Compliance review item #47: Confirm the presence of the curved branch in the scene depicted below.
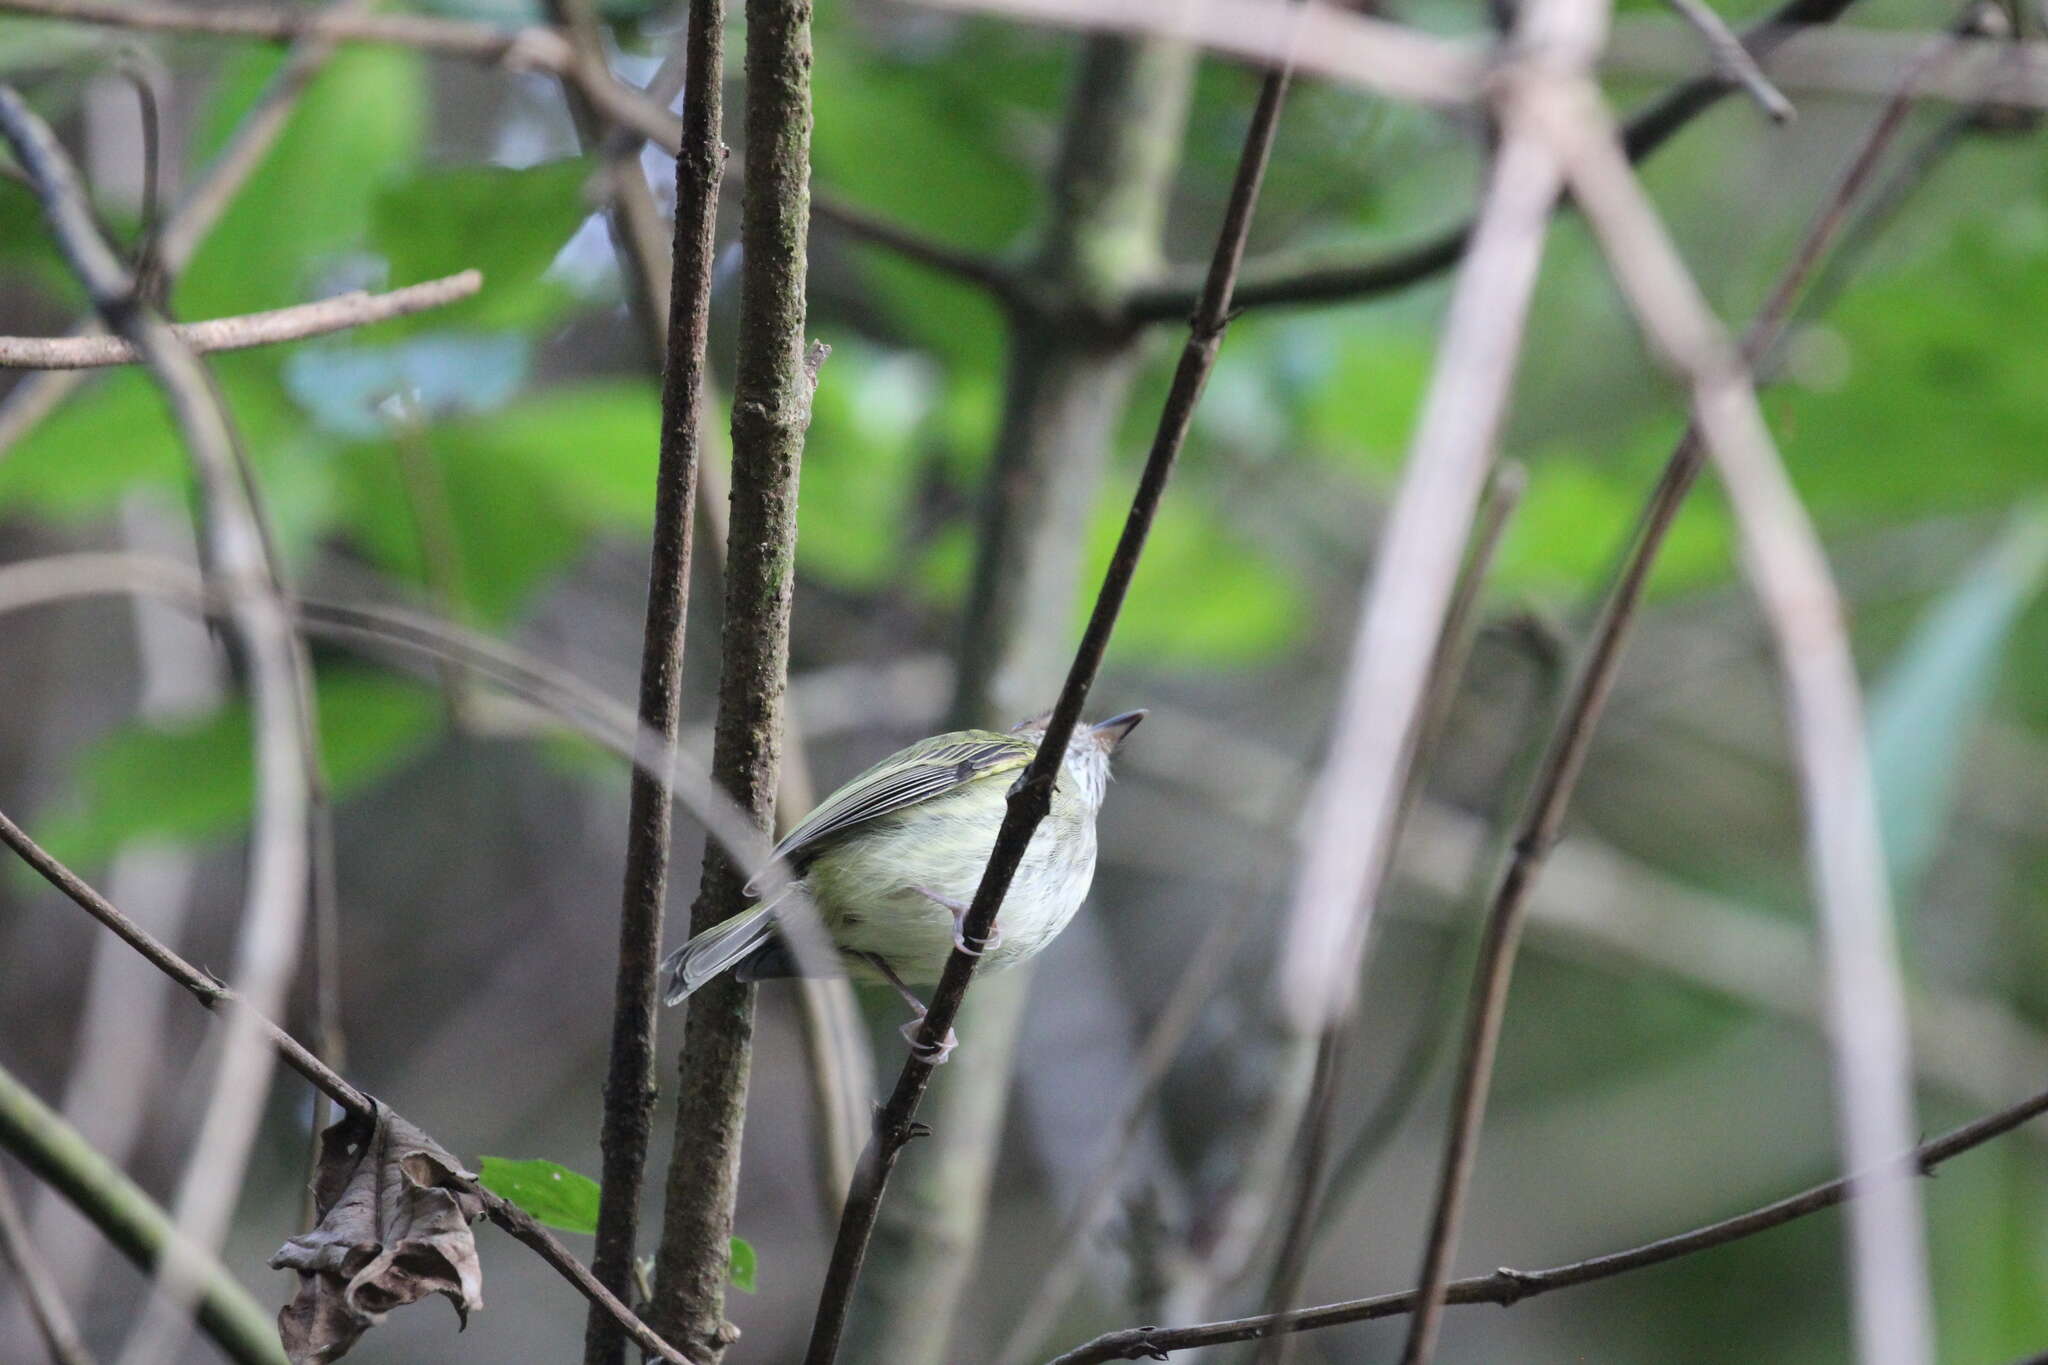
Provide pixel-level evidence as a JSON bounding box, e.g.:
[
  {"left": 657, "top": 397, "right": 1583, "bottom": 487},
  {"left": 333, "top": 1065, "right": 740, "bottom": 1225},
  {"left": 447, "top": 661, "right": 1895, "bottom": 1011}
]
[
  {"left": 1043, "top": 1081, "right": 2048, "bottom": 1364},
  {"left": 0, "top": 271, "right": 482, "bottom": 369}
]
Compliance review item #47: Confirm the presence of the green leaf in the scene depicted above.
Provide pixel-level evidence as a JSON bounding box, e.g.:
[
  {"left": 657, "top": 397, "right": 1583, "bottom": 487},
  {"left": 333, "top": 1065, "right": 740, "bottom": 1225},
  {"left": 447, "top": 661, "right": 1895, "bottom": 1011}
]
[
  {"left": 335, "top": 382, "right": 660, "bottom": 624},
  {"left": 181, "top": 46, "right": 427, "bottom": 318},
  {"left": 370, "top": 160, "right": 594, "bottom": 333},
  {"left": 37, "top": 671, "right": 438, "bottom": 869},
  {"left": 0, "top": 352, "right": 296, "bottom": 521},
  {"left": 727, "top": 1236, "right": 758, "bottom": 1294},
  {"left": 1870, "top": 504, "right": 2048, "bottom": 905},
  {"left": 476, "top": 1157, "right": 600, "bottom": 1235},
  {"left": 800, "top": 341, "right": 938, "bottom": 589}
]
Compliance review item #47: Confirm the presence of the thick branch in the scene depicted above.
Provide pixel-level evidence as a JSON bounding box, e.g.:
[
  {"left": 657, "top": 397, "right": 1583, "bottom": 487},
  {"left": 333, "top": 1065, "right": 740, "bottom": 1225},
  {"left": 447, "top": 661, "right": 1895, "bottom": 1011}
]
[
  {"left": 0, "top": 271, "right": 481, "bottom": 369},
  {"left": 1043, "top": 1082, "right": 2048, "bottom": 1364},
  {"left": 0, "top": 1061, "right": 283, "bottom": 1365},
  {"left": 802, "top": 34, "right": 1298, "bottom": 1365},
  {"left": 646, "top": 0, "right": 814, "bottom": 1358},
  {"left": 581, "top": 0, "right": 725, "bottom": 1358}
]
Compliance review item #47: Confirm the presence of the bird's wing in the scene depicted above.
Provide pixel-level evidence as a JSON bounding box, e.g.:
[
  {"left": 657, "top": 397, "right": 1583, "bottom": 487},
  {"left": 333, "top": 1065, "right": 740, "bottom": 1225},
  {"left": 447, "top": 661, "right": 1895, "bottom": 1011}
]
[{"left": 751, "top": 731, "right": 1032, "bottom": 885}]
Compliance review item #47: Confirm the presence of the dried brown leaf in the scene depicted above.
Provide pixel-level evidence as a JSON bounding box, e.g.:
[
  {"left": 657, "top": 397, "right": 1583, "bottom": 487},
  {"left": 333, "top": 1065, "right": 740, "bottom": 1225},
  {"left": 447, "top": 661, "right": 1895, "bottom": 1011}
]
[{"left": 269, "top": 1102, "right": 484, "bottom": 1363}]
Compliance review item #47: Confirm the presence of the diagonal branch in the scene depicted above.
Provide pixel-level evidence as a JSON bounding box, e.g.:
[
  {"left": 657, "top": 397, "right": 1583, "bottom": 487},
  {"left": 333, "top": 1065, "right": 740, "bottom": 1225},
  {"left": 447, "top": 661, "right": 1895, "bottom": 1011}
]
[
  {"left": 0, "top": 805, "right": 699, "bottom": 1365},
  {"left": 801, "top": 28, "right": 1301, "bottom": 1365},
  {"left": 0, "top": 1168, "right": 97, "bottom": 1365},
  {"left": 1041, "top": 1080, "right": 2048, "bottom": 1364},
  {"left": 0, "top": 271, "right": 482, "bottom": 369},
  {"left": 0, "top": 1063, "right": 281, "bottom": 1365},
  {"left": 1529, "top": 71, "right": 1932, "bottom": 1365}
]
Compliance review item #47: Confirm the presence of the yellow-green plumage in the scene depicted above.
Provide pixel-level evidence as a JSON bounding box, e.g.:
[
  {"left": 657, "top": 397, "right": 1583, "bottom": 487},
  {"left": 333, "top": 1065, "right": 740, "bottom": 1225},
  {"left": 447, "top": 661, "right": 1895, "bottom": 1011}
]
[{"left": 661, "top": 713, "right": 1142, "bottom": 1005}]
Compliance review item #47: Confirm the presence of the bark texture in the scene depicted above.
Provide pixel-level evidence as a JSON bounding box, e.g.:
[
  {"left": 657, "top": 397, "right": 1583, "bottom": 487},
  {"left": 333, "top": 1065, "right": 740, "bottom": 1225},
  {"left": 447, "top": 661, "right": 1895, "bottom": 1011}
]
[
  {"left": 581, "top": 0, "right": 725, "bottom": 1359},
  {"left": 646, "top": 0, "right": 813, "bottom": 1358}
]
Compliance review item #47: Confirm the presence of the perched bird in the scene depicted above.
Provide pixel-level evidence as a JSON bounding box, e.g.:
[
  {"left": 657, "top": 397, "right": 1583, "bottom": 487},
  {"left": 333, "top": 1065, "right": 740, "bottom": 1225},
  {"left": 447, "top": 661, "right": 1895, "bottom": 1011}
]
[{"left": 661, "top": 710, "right": 1145, "bottom": 1059}]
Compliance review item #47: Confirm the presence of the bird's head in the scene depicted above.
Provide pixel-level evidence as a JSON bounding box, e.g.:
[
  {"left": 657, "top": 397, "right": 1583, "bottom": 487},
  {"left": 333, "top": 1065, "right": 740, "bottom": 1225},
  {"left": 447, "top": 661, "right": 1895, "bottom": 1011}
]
[{"left": 1009, "top": 708, "right": 1146, "bottom": 810}]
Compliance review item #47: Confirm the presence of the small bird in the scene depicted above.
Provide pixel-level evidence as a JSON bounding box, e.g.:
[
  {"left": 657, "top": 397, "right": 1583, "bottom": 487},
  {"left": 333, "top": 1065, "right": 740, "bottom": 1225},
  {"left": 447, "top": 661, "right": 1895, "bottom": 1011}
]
[{"left": 661, "top": 710, "right": 1145, "bottom": 1060}]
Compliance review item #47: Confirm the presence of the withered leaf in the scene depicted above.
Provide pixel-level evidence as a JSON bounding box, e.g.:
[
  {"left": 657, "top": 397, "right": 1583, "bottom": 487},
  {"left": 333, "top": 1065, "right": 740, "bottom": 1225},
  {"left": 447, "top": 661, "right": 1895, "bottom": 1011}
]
[{"left": 269, "top": 1101, "right": 484, "bottom": 1363}]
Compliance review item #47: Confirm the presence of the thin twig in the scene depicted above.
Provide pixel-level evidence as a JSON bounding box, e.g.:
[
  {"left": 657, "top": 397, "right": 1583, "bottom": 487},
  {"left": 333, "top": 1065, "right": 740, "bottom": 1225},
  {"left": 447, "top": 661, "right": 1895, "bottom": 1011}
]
[
  {"left": 0, "top": 0, "right": 369, "bottom": 455},
  {"left": 811, "top": 194, "right": 1027, "bottom": 308},
  {"left": 581, "top": 0, "right": 724, "bottom": 1355},
  {"left": 1660, "top": 0, "right": 1795, "bottom": 121},
  {"left": 916, "top": 0, "right": 1479, "bottom": 106},
  {"left": 1533, "top": 71, "right": 1933, "bottom": 1365},
  {"left": 0, "top": 1169, "right": 97, "bottom": 1365},
  {"left": 801, "top": 33, "right": 1301, "bottom": 1365},
  {"left": 0, "top": 807, "right": 700, "bottom": 1365},
  {"left": 1248, "top": 467, "right": 1525, "bottom": 1365},
  {"left": 1390, "top": 16, "right": 1965, "bottom": 1365},
  {"left": 0, "top": 271, "right": 482, "bottom": 368},
  {"left": 0, "top": 85, "right": 313, "bottom": 1365},
  {"left": 0, "top": 1064, "right": 283, "bottom": 1365},
  {"left": 1041, "top": 1080, "right": 2048, "bottom": 1364},
  {"left": 1119, "top": 0, "right": 1870, "bottom": 322}
]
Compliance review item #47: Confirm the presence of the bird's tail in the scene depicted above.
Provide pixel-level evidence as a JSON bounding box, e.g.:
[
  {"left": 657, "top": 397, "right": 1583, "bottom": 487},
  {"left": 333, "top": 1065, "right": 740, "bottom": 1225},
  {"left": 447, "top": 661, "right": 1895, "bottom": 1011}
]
[{"left": 661, "top": 895, "right": 783, "bottom": 1005}]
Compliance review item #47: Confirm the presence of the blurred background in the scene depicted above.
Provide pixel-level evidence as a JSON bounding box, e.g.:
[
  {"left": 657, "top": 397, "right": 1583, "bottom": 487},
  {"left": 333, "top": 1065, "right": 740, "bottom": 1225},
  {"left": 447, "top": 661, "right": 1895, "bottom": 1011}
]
[{"left": 2, "top": 0, "right": 2047, "bottom": 1360}]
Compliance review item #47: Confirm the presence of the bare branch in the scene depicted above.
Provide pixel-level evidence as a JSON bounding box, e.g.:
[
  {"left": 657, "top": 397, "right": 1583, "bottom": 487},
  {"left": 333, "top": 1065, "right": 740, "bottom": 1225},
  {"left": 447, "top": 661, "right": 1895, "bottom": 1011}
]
[
  {"left": 0, "top": 1170, "right": 96, "bottom": 1365},
  {"left": 0, "top": 0, "right": 368, "bottom": 455},
  {"left": 0, "top": 805, "right": 700, "bottom": 1365},
  {"left": 0, "top": 84, "right": 314, "bottom": 1365},
  {"left": 1042, "top": 1081, "right": 2048, "bottom": 1364},
  {"left": 0, "top": 1063, "right": 282, "bottom": 1365},
  {"left": 0, "top": 271, "right": 482, "bottom": 369},
  {"left": 916, "top": 0, "right": 1482, "bottom": 107},
  {"left": 1531, "top": 71, "right": 1932, "bottom": 1364},
  {"left": 803, "top": 31, "right": 1300, "bottom": 1365},
  {"left": 1119, "top": 0, "right": 1869, "bottom": 323},
  {"left": 811, "top": 194, "right": 1027, "bottom": 308},
  {"left": 1659, "top": 0, "right": 1795, "bottom": 121},
  {"left": 580, "top": 0, "right": 724, "bottom": 1355}
]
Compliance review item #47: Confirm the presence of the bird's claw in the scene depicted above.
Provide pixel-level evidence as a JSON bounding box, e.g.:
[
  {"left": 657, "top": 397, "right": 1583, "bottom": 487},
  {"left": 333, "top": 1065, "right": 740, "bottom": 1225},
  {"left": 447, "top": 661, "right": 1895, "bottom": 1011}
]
[
  {"left": 912, "top": 885, "right": 1001, "bottom": 958},
  {"left": 900, "top": 1017, "right": 959, "bottom": 1064}
]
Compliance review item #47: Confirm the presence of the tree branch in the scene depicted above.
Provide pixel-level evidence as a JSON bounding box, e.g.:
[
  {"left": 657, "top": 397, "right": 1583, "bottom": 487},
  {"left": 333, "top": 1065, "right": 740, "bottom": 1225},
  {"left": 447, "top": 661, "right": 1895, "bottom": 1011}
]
[
  {"left": 0, "top": 84, "right": 314, "bottom": 1365},
  {"left": 580, "top": 0, "right": 724, "bottom": 1357},
  {"left": 1119, "top": 0, "right": 1868, "bottom": 322},
  {"left": 0, "top": 1062, "right": 283, "bottom": 1365},
  {"left": 0, "top": 1169, "right": 97, "bottom": 1365},
  {"left": 0, "top": 271, "right": 481, "bottom": 369},
  {"left": 0, "top": 805, "right": 699, "bottom": 1365},
  {"left": 646, "top": 0, "right": 815, "bottom": 1358},
  {"left": 0, "top": 0, "right": 366, "bottom": 455},
  {"left": 1042, "top": 1080, "right": 2048, "bottom": 1364},
  {"left": 801, "top": 29, "right": 1298, "bottom": 1365}
]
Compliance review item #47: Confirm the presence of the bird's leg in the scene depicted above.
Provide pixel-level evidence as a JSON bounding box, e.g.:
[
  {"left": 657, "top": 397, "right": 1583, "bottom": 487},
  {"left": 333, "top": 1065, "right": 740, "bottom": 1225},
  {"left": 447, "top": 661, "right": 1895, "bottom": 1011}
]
[
  {"left": 911, "top": 885, "right": 1002, "bottom": 957},
  {"left": 856, "top": 950, "right": 958, "bottom": 1064}
]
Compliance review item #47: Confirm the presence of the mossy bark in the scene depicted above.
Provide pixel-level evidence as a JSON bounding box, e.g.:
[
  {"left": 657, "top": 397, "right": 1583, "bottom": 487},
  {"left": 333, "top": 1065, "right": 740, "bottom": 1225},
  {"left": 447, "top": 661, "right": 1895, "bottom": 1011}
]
[{"left": 646, "top": 0, "right": 814, "bottom": 1359}]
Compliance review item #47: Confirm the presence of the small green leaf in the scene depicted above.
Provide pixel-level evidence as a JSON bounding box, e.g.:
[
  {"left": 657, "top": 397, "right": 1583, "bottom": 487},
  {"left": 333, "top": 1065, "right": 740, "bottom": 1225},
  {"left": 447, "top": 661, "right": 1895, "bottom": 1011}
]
[
  {"left": 727, "top": 1236, "right": 758, "bottom": 1294},
  {"left": 476, "top": 1157, "right": 601, "bottom": 1235},
  {"left": 1871, "top": 503, "right": 2048, "bottom": 905}
]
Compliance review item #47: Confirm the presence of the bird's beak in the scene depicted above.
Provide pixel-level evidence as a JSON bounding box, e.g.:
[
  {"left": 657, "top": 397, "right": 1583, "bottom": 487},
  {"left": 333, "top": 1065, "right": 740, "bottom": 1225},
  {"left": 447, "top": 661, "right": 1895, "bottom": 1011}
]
[{"left": 1091, "top": 709, "right": 1147, "bottom": 751}]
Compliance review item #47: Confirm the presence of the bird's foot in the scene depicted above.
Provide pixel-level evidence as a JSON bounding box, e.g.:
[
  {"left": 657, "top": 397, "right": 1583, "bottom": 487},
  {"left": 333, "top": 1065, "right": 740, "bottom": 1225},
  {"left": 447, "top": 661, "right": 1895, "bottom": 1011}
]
[
  {"left": 900, "top": 1015, "right": 959, "bottom": 1064},
  {"left": 912, "top": 885, "right": 1002, "bottom": 957}
]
